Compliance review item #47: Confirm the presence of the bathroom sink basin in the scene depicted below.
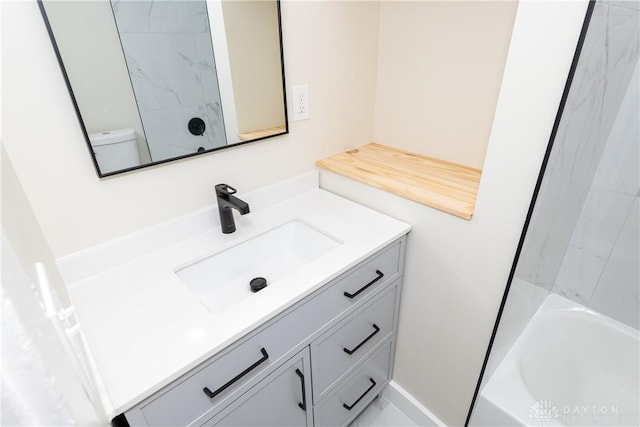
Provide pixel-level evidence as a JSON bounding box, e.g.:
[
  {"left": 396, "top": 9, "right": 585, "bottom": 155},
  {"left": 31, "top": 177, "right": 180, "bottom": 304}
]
[{"left": 175, "top": 220, "right": 342, "bottom": 313}]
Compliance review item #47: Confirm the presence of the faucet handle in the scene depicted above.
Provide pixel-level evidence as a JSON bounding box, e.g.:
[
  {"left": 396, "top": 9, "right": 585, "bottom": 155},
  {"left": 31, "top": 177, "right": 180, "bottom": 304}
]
[{"left": 215, "top": 183, "right": 237, "bottom": 197}]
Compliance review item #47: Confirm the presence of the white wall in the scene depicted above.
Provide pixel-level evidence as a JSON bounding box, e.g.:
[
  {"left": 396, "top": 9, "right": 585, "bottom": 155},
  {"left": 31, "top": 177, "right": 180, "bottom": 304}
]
[
  {"left": 320, "top": 1, "right": 589, "bottom": 424},
  {"left": 373, "top": 1, "right": 518, "bottom": 169},
  {"left": 2, "top": 0, "right": 380, "bottom": 258}
]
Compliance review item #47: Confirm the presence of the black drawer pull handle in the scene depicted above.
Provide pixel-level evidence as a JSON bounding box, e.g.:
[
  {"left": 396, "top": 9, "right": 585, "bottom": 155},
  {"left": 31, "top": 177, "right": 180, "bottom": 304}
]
[
  {"left": 343, "top": 378, "right": 377, "bottom": 411},
  {"left": 203, "top": 348, "right": 269, "bottom": 400},
  {"left": 343, "top": 324, "right": 381, "bottom": 355},
  {"left": 343, "top": 270, "right": 384, "bottom": 299},
  {"left": 295, "top": 368, "right": 307, "bottom": 411}
]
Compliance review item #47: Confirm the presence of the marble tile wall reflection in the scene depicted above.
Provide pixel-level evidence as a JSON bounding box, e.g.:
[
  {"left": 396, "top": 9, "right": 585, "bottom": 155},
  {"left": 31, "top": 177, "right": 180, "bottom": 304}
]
[
  {"left": 112, "top": 0, "right": 226, "bottom": 162},
  {"left": 110, "top": 0, "right": 210, "bottom": 33}
]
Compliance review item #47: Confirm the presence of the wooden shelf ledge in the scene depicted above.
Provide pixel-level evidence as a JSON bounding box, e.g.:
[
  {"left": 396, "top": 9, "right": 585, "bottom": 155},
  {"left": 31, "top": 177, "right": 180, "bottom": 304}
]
[
  {"left": 237, "top": 125, "right": 286, "bottom": 141},
  {"left": 315, "top": 143, "right": 481, "bottom": 220}
]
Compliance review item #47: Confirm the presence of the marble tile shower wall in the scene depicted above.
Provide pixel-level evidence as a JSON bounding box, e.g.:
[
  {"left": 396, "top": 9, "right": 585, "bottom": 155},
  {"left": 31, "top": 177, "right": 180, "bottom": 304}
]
[
  {"left": 515, "top": 1, "right": 639, "bottom": 320},
  {"left": 555, "top": 58, "right": 639, "bottom": 329},
  {"left": 111, "top": 0, "right": 227, "bottom": 162}
]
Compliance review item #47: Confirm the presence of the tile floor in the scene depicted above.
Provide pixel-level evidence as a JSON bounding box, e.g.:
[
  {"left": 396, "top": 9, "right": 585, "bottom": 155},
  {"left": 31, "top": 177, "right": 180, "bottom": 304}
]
[{"left": 350, "top": 396, "right": 417, "bottom": 427}]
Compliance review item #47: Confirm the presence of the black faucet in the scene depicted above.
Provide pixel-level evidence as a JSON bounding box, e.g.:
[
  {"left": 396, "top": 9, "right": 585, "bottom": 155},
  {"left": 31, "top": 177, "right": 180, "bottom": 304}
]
[{"left": 215, "top": 184, "right": 250, "bottom": 234}]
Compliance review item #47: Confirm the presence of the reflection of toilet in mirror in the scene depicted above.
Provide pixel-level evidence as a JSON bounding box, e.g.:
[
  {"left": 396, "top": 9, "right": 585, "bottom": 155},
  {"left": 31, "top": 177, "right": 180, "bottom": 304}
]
[{"left": 88, "top": 128, "right": 141, "bottom": 174}]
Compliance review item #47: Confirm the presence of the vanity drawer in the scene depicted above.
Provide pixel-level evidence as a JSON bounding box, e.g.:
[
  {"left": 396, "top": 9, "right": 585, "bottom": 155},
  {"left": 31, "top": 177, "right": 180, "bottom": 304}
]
[
  {"left": 132, "top": 345, "right": 276, "bottom": 426},
  {"left": 311, "top": 284, "right": 398, "bottom": 402},
  {"left": 314, "top": 341, "right": 393, "bottom": 427},
  {"left": 319, "top": 238, "right": 403, "bottom": 317}
]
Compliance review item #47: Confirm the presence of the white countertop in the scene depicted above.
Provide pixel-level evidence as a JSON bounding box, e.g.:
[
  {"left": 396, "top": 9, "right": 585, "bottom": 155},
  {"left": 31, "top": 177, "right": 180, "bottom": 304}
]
[{"left": 58, "top": 171, "right": 411, "bottom": 417}]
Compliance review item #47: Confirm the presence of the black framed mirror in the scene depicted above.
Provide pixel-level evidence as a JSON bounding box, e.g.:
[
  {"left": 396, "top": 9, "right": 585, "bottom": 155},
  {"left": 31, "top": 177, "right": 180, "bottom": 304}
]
[{"left": 38, "top": 0, "right": 288, "bottom": 177}]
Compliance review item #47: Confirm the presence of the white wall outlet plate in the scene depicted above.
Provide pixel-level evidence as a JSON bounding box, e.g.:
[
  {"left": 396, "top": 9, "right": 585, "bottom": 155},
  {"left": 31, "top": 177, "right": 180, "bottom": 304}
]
[{"left": 292, "top": 85, "right": 310, "bottom": 121}]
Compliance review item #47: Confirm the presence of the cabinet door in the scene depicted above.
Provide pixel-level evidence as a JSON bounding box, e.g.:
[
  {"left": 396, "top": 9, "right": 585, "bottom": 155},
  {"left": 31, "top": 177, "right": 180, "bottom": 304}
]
[{"left": 203, "top": 348, "right": 312, "bottom": 426}]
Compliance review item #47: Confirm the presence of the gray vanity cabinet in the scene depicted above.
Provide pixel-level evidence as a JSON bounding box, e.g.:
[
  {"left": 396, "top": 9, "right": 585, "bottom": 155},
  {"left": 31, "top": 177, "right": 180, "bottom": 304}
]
[{"left": 124, "top": 236, "right": 406, "bottom": 427}]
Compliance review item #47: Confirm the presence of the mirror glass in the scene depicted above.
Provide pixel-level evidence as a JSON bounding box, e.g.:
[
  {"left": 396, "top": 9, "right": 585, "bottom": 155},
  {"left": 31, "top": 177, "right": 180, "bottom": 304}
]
[{"left": 39, "top": 0, "right": 287, "bottom": 177}]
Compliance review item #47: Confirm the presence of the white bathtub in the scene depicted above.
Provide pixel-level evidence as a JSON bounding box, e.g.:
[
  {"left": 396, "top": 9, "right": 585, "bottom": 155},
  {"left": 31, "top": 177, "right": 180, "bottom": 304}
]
[{"left": 471, "top": 294, "right": 639, "bottom": 426}]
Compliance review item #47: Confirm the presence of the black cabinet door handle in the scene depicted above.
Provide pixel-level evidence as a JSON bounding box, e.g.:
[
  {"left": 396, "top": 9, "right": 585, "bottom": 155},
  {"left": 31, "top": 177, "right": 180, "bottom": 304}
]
[
  {"left": 343, "top": 270, "right": 384, "bottom": 299},
  {"left": 343, "top": 324, "right": 381, "bottom": 355},
  {"left": 295, "top": 368, "right": 307, "bottom": 411},
  {"left": 203, "top": 348, "right": 269, "bottom": 400},
  {"left": 342, "top": 378, "right": 377, "bottom": 411}
]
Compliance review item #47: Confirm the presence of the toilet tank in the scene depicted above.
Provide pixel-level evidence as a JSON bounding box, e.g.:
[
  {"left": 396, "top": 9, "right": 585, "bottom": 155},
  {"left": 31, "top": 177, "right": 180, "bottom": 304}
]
[{"left": 88, "top": 128, "right": 141, "bottom": 174}]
